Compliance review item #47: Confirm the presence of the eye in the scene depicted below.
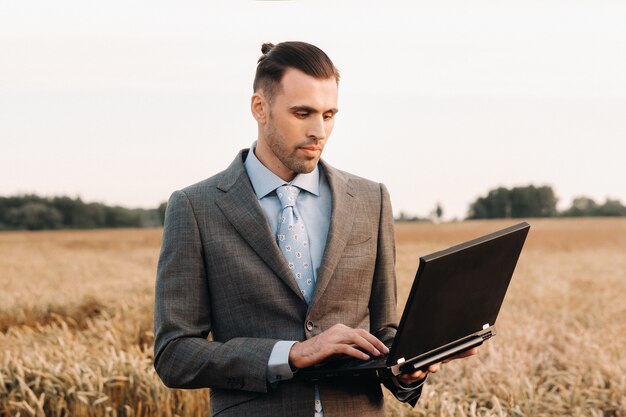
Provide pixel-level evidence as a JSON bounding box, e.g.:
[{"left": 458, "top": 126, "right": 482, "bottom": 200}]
[
  {"left": 323, "top": 113, "right": 335, "bottom": 121},
  {"left": 295, "top": 111, "right": 309, "bottom": 119}
]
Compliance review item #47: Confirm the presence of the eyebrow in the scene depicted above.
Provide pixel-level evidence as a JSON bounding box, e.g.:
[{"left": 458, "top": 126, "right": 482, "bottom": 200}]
[{"left": 289, "top": 105, "right": 339, "bottom": 115}]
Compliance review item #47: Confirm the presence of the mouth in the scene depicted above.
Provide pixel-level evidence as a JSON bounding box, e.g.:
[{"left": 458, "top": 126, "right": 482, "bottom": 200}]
[{"left": 298, "top": 145, "right": 322, "bottom": 158}]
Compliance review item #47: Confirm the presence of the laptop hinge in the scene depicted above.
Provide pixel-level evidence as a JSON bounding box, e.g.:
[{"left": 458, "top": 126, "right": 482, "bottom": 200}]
[{"left": 481, "top": 325, "right": 496, "bottom": 341}]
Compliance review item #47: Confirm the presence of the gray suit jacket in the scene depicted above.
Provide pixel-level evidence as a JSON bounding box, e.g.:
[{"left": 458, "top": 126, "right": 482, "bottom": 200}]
[{"left": 154, "top": 150, "right": 422, "bottom": 417}]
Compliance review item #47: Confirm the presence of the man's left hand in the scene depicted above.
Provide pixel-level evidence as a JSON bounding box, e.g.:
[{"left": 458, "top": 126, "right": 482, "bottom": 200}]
[{"left": 397, "top": 347, "right": 479, "bottom": 385}]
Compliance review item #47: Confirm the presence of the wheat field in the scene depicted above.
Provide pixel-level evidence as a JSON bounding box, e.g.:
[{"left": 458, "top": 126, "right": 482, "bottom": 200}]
[{"left": 0, "top": 218, "right": 624, "bottom": 416}]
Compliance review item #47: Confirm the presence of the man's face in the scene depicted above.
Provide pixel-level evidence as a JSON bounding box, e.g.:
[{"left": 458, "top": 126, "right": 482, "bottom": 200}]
[{"left": 256, "top": 67, "right": 339, "bottom": 181}]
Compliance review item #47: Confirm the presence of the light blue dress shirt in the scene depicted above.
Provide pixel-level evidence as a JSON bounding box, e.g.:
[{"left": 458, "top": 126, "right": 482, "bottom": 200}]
[{"left": 244, "top": 144, "right": 331, "bottom": 282}]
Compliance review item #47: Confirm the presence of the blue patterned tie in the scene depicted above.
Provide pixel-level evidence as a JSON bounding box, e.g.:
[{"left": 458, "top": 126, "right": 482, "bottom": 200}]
[
  {"left": 276, "top": 185, "right": 315, "bottom": 304},
  {"left": 276, "top": 185, "right": 324, "bottom": 417},
  {"left": 277, "top": 185, "right": 323, "bottom": 417}
]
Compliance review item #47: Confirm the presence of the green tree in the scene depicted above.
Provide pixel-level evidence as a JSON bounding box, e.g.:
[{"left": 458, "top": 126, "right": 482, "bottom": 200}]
[
  {"left": 561, "top": 196, "right": 626, "bottom": 217},
  {"left": 467, "top": 187, "right": 512, "bottom": 219},
  {"left": 561, "top": 197, "right": 599, "bottom": 216},
  {"left": 597, "top": 199, "right": 626, "bottom": 216},
  {"left": 6, "top": 203, "right": 63, "bottom": 230},
  {"left": 51, "top": 196, "right": 100, "bottom": 228},
  {"left": 103, "top": 206, "right": 142, "bottom": 228},
  {"left": 0, "top": 194, "right": 210, "bottom": 230},
  {"left": 468, "top": 185, "right": 557, "bottom": 219},
  {"left": 435, "top": 203, "right": 443, "bottom": 221}
]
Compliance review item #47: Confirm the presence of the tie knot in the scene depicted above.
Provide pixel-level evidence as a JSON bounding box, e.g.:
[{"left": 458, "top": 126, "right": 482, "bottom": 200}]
[{"left": 277, "top": 185, "right": 301, "bottom": 209}]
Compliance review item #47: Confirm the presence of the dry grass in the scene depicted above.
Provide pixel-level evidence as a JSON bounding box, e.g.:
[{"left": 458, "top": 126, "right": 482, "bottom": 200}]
[{"left": 1, "top": 218, "right": 625, "bottom": 416}]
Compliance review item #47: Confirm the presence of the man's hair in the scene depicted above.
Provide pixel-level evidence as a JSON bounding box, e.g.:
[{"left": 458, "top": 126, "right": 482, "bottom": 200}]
[{"left": 253, "top": 41, "right": 340, "bottom": 103}]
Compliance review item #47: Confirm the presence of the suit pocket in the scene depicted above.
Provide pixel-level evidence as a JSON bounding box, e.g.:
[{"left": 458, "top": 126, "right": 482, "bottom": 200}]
[{"left": 342, "top": 236, "right": 374, "bottom": 258}]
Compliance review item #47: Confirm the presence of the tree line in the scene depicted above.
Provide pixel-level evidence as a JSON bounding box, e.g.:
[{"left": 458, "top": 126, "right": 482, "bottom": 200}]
[
  {"left": 467, "top": 185, "right": 626, "bottom": 219},
  {"left": 398, "top": 185, "right": 625, "bottom": 222},
  {"left": 0, "top": 195, "right": 167, "bottom": 231},
  {"left": 1, "top": 185, "right": 624, "bottom": 231}
]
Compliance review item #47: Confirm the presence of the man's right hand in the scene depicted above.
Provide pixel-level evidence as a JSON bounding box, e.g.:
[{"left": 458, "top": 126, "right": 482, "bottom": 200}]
[{"left": 288, "top": 323, "right": 389, "bottom": 369}]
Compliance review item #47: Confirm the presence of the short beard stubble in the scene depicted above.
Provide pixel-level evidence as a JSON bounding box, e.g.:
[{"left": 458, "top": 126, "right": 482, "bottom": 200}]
[{"left": 265, "top": 114, "right": 320, "bottom": 176}]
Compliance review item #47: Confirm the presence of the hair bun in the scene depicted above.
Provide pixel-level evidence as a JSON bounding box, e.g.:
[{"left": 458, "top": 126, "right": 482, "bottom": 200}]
[{"left": 261, "top": 43, "right": 275, "bottom": 55}]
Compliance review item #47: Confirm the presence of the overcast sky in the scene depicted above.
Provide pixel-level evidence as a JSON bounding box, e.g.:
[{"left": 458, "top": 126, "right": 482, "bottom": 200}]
[{"left": 1, "top": 0, "right": 625, "bottom": 219}]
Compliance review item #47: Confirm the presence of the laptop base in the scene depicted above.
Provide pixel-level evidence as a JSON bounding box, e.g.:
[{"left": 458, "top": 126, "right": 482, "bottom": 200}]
[{"left": 299, "top": 328, "right": 494, "bottom": 381}]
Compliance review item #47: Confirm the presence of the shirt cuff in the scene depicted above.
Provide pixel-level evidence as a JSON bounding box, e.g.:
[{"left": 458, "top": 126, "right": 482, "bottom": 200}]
[{"left": 267, "top": 341, "right": 298, "bottom": 384}]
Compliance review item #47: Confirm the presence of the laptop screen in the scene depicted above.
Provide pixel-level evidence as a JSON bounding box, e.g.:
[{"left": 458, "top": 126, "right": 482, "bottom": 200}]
[{"left": 388, "top": 222, "right": 530, "bottom": 365}]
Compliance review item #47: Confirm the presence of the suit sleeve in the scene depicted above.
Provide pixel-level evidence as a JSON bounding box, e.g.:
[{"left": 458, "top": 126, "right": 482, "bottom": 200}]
[
  {"left": 371, "top": 183, "right": 424, "bottom": 406},
  {"left": 153, "top": 190, "right": 278, "bottom": 393}
]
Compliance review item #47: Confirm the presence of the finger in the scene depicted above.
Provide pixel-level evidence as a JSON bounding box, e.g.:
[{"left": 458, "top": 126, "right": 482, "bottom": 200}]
[
  {"left": 330, "top": 325, "right": 389, "bottom": 354},
  {"left": 410, "top": 370, "right": 427, "bottom": 379},
  {"left": 428, "top": 362, "right": 440, "bottom": 373},
  {"left": 466, "top": 347, "right": 479, "bottom": 356},
  {"left": 333, "top": 344, "right": 371, "bottom": 361},
  {"left": 317, "top": 326, "right": 380, "bottom": 359},
  {"left": 349, "top": 334, "right": 383, "bottom": 357},
  {"left": 398, "top": 370, "right": 427, "bottom": 384},
  {"left": 335, "top": 329, "right": 384, "bottom": 357},
  {"left": 353, "top": 329, "right": 390, "bottom": 354}
]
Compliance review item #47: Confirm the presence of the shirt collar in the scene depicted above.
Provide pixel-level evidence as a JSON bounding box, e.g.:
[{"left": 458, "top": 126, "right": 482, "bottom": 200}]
[{"left": 244, "top": 142, "right": 320, "bottom": 199}]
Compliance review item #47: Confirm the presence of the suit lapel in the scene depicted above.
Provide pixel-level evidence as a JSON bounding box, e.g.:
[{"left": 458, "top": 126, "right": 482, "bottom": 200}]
[
  {"left": 215, "top": 151, "right": 306, "bottom": 302},
  {"left": 310, "top": 162, "right": 356, "bottom": 307}
]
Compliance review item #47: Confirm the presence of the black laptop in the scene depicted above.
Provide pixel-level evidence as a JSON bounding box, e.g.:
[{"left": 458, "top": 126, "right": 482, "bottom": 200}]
[{"left": 298, "top": 222, "right": 530, "bottom": 381}]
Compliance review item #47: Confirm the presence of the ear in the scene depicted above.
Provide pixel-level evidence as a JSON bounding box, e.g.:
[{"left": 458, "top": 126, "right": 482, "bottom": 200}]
[{"left": 251, "top": 92, "right": 268, "bottom": 124}]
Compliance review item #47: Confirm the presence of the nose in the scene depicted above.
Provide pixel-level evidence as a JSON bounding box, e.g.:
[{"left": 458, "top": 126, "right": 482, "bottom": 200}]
[{"left": 306, "top": 115, "right": 326, "bottom": 141}]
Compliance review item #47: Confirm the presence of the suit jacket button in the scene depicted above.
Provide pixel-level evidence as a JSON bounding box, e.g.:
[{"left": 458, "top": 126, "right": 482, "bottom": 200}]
[{"left": 306, "top": 320, "right": 314, "bottom": 331}]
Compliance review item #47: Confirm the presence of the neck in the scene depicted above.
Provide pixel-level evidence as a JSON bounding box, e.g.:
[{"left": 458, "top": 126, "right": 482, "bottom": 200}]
[{"left": 254, "top": 139, "right": 296, "bottom": 182}]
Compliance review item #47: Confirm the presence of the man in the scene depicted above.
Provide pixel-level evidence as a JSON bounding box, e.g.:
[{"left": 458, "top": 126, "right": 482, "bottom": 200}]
[{"left": 154, "top": 41, "right": 475, "bottom": 417}]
